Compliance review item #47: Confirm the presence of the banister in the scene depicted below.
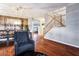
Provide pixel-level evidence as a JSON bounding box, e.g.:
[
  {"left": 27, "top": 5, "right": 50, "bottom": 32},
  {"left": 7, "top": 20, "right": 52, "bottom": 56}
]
[{"left": 44, "top": 14, "right": 65, "bottom": 34}]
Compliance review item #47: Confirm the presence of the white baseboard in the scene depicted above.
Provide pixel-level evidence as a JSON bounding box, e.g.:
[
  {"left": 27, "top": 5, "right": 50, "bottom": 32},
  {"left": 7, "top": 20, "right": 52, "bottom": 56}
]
[{"left": 44, "top": 36, "right": 79, "bottom": 48}]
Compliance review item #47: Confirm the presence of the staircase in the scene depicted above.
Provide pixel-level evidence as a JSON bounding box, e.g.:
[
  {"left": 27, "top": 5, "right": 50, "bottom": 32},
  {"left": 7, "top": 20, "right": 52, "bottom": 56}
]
[{"left": 44, "top": 14, "right": 65, "bottom": 34}]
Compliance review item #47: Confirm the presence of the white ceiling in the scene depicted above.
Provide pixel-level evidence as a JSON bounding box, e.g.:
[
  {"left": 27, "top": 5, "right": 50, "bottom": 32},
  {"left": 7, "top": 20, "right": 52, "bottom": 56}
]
[{"left": 0, "top": 3, "right": 73, "bottom": 18}]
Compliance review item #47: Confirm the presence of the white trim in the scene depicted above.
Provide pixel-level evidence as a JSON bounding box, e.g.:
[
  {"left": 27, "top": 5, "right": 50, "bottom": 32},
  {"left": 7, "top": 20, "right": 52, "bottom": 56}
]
[{"left": 44, "top": 37, "right": 79, "bottom": 48}]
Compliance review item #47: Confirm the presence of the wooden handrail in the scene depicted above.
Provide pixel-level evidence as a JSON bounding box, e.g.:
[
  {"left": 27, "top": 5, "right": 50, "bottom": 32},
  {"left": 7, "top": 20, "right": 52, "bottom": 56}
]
[
  {"left": 44, "top": 14, "right": 65, "bottom": 34},
  {"left": 44, "top": 23, "right": 53, "bottom": 34},
  {"left": 45, "top": 15, "right": 54, "bottom": 28}
]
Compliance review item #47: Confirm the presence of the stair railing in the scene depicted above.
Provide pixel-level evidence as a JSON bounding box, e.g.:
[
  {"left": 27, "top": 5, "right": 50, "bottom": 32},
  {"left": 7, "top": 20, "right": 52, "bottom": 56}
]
[{"left": 44, "top": 14, "right": 65, "bottom": 34}]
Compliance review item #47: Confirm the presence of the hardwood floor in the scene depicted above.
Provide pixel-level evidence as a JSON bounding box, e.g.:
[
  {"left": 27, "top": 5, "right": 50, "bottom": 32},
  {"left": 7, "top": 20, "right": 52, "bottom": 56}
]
[
  {"left": 36, "top": 37, "right": 79, "bottom": 56},
  {"left": 0, "top": 35, "right": 79, "bottom": 56},
  {"left": 0, "top": 41, "right": 14, "bottom": 56}
]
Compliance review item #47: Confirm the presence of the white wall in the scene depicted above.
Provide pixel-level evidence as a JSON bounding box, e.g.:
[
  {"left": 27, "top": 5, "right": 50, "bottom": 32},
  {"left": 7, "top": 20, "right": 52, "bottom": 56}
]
[
  {"left": 45, "top": 4, "right": 79, "bottom": 48},
  {"left": 38, "top": 18, "right": 45, "bottom": 35},
  {"left": 28, "top": 17, "right": 45, "bottom": 35},
  {"left": 28, "top": 18, "right": 40, "bottom": 32}
]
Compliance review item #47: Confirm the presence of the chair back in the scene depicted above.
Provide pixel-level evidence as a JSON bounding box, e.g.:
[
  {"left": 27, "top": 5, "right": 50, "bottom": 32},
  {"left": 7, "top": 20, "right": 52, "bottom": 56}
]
[{"left": 14, "top": 31, "right": 29, "bottom": 47}]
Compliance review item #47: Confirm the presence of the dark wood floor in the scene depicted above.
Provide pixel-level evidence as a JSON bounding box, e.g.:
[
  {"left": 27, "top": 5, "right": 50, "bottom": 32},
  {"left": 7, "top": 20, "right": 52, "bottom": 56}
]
[
  {"left": 0, "top": 41, "right": 14, "bottom": 56},
  {"left": 36, "top": 36, "right": 79, "bottom": 56},
  {"left": 0, "top": 36, "right": 79, "bottom": 56}
]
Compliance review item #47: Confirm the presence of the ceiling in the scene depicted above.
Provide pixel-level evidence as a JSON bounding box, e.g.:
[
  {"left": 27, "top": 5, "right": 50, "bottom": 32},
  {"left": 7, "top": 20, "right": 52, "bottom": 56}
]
[{"left": 0, "top": 3, "right": 73, "bottom": 18}]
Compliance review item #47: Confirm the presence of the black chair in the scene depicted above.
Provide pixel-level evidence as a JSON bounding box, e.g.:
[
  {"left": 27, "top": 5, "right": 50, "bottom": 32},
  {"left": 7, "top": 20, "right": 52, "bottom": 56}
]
[{"left": 14, "top": 31, "right": 34, "bottom": 56}]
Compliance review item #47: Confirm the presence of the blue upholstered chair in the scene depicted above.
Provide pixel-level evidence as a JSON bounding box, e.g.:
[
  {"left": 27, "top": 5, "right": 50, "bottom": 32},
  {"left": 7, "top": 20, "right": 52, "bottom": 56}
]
[{"left": 14, "top": 31, "right": 34, "bottom": 55}]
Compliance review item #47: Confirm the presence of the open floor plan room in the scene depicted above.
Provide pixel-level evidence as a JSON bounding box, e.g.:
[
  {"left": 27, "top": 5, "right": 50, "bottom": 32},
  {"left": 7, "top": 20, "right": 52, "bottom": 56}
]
[{"left": 0, "top": 3, "right": 79, "bottom": 56}]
